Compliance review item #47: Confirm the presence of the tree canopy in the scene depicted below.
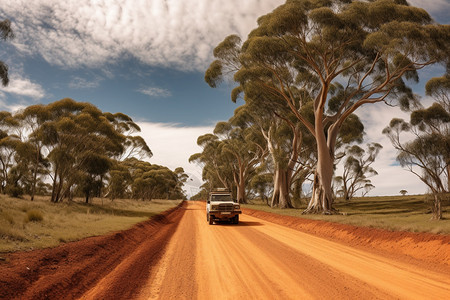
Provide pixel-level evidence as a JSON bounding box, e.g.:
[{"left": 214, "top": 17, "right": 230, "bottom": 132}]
[{"left": 0, "top": 99, "right": 188, "bottom": 202}]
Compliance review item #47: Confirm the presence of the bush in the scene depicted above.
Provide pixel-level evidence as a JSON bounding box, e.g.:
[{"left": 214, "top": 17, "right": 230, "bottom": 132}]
[
  {"left": 25, "top": 210, "right": 44, "bottom": 222},
  {"left": 5, "top": 185, "right": 23, "bottom": 198}
]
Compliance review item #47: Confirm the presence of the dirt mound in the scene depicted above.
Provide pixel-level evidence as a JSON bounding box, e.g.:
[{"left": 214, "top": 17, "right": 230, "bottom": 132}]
[
  {"left": 243, "top": 208, "right": 450, "bottom": 268},
  {"left": 0, "top": 202, "right": 186, "bottom": 300}
]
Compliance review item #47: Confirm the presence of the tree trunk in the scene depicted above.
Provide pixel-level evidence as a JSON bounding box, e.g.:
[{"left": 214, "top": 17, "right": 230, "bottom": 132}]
[
  {"left": 30, "top": 169, "right": 37, "bottom": 201},
  {"left": 303, "top": 104, "right": 339, "bottom": 214},
  {"left": 271, "top": 166, "right": 293, "bottom": 208},
  {"left": 30, "top": 145, "right": 40, "bottom": 201},
  {"left": 431, "top": 193, "right": 442, "bottom": 220},
  {"left": 343, "top": 188, "right": 350, "bottom": 201},
  {"left": 303, "top": 137, "right": 335, "bottom": 214},
  {"left": 236, "top": 176, "right": 246, "bottom": 204},
  {"left": 50, "top": 168, "right": 59, "bottom": 203},
  {"left": 447, "top": 164, "right": 450, "bottom": 193}
]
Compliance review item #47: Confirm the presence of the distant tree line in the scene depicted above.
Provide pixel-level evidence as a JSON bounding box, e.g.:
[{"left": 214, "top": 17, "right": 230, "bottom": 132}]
[
  {"left": 191, "top": 0, "right": 449, "bottom": 220},
  {"left": 0, "top": 98, "right": 188, "bottom": 202}
]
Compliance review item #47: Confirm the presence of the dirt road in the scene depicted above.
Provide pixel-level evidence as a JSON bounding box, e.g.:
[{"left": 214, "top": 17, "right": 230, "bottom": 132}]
[
  {"left": 1, "top": 201, "right": 449, "bottom": 299},
  {"left": 83, "top": 201, "right": 450, "bottom": 300}
]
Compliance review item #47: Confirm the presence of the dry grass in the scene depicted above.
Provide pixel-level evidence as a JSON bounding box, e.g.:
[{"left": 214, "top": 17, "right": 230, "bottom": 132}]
[
  {"left": 243, "top": 195, "right": 450, "bottom": 234},
  {"left": 0, "top": 195, "right": 181, "bottom": 252}
]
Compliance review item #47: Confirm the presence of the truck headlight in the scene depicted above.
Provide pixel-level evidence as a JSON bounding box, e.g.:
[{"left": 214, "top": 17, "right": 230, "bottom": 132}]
[
  {"left": 234, "top": 205, "right": 240, "bottom": 210},
  {"left": 212, "top": 205, "right": 219, "bottom": 210}
]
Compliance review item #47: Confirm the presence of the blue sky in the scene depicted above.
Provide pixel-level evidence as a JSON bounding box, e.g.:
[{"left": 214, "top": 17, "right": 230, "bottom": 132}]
[{"left": 0, "top": 0, "right": 448, "bottom": 197}]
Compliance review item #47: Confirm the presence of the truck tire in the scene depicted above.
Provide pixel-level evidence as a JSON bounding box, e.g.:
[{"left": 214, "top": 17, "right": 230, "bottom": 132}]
[
  {"left": 234, "top": 215, "right": 239, "bottom": 224},
  {"left": 209, "top": 216, "right": 213, "bottom": 225}
]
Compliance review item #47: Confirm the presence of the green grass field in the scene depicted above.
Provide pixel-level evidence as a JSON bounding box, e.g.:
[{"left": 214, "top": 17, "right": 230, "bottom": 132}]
[
  {"left": 0, "top": 195, "right": 181, "bottom": 252},
  {"left": 243, "top": 195, "right": 450, "bottom": 234}
]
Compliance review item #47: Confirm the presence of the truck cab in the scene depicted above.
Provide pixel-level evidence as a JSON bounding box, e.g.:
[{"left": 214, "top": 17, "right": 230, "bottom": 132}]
[{"left": 206, "top": 188, "right": 241, "bottom": 225}]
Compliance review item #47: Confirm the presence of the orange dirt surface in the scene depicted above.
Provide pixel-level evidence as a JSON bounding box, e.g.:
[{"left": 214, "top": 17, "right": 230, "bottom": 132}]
[{"left": 1, "top": 201, "right": 449, "bottom": 299}]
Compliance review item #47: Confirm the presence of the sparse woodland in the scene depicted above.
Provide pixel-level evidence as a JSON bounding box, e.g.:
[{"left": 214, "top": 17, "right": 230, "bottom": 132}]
[{"left": 0, "top": 99, "right": 188, "bottom": 202}]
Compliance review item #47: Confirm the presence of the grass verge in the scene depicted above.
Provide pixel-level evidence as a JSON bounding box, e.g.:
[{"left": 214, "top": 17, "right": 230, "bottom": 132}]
[
  {"left": 0, "top": 195, "right": 181, "bottom": 252},
  {"left": 242, "top": 195, "right": 450, "bottom": 234}
]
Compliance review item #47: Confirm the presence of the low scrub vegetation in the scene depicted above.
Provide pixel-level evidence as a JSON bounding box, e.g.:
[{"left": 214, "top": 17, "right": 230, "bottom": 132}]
[
  {"left": 0, "top": 194, "right": 181, "bottom": 252},
  {"left": 243, "top": 195, "right": 450, "bottom": 234},
  {"left": 25, "top": 210, "right": 44, "bottom": 223}
]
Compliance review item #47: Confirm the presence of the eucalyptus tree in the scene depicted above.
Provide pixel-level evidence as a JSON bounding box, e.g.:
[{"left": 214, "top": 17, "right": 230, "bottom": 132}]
[
  {"left": 32, "top": 99, "right": 125, "bottom": 202},
  {"left": 125, "top": 158, "right": 178, "bottom": 200},
  {"left": 107, "top": 161, "right": 133, "bottom": 200},
  {"left": 0, "top": 111, "right": 20, "bottom": 194},
  {"left": 206, "top": 34, "right": 314, "bottom": 208},
  {"left": 0, "top": 136, "right": 20, "bottom": 194},
  {"left": 0, "top": 19, "right": 14, "bottom": 86},
  {"left": 426, "top": 74, "right": 450, "bottom": 191},
  {"left": 214, "top": 120, "right": 267, "bottom": 203},
  {"left": 15, "top": 104, "right": 51, "bottom": 200},
  {"left": 7, "top": 140, "right": 49, "bottom": 198},
  {"left": 104, "top": 112, "right": 153, "bottom": 161},
  {"left": 170, "top": 167, "right": 189, "bottom": 199},
  {"left": 231, "top": 103, "right": 304, "bottom": 208},
  {"left": 334, "top": 143, "right": 382, "bottom": 200},
  {"left": 383, "top": 98, "right": 449, "bottom": 220},
  {"left": 207, "top": 0, "right": 449, "bottom": 214},
  {"left": 249, "top": 172, "right": 273, "bottom": 202},
  {"left": 189, "top": 134, "right": 234, "bottom": 192}
]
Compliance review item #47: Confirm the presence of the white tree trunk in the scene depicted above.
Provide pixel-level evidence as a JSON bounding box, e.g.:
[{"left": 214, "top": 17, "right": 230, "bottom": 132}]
[
  {"left": 271, "top": 166, "right": 293, "bottom": 208},
  {"left": 304, "top": 112, "right": 336, "bottom": 214}
]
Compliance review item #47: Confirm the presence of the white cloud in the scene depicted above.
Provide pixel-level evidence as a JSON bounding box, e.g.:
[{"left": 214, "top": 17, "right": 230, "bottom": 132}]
[
  {"left": 137, "top": 122, "right": 214, "bottom": 197},
  {"left": 0, "top": 0, "right": 285, "bottom": 71},
  {"left": 1, "top": 0, "right": 446, "bottom": 72},
  {"left": 69, "top": 76, "right": 102, "bottom": 89},
  {"left": 138, "top": 86, "right": 171, "bottom": 98},
  {"left": 0, "top": 74, "right": 45, "bottom": 99},
  {"left": 0, "top": 96, "right": 27, "bottom": 112},
  {"left": 407, "top": 0, "right": 450, "bottom": 15}
]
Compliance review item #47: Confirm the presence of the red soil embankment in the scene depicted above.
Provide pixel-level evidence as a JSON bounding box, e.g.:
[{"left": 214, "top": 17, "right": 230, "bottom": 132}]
[
  {"left": 0, "top": 202, "right": 186, "bottom": 300},
  {"left": 243, "top": 207, "right": 450, "bottom": 268}
]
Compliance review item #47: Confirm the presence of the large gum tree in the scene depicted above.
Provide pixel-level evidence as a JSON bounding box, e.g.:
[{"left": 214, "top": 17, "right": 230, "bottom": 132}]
[{"left": 207, "top": 0, "right": 449, "bottom": 214}]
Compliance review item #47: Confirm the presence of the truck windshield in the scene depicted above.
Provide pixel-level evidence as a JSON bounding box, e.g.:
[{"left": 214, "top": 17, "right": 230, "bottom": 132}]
[{"left": 211, "top": 195, "right": 233, "bottom": 202}]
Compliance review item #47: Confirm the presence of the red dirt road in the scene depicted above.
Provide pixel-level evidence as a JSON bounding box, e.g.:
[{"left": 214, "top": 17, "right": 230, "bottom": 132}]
[{"left": 1, "top": 201, "right": 450, "bottom": 299}]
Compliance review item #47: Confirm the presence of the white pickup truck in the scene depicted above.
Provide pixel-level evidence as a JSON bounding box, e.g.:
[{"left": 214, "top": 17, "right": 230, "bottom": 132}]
[{"left": 206, "top": 188, "right": 241, "bottom": 225}]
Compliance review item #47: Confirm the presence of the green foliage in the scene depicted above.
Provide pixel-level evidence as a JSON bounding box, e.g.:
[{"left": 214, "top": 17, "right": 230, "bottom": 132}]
[{"left": 0, "top": 98, "right": 165, "bottom": 203}]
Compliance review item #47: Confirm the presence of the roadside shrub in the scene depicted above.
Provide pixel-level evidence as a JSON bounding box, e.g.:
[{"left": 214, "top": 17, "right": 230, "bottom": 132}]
[
  {"left": 5, "top": 185, "right": 23, "bottom": 198},
  {"left": 25, "top": 210, "right": 44, "bottom": 223}
]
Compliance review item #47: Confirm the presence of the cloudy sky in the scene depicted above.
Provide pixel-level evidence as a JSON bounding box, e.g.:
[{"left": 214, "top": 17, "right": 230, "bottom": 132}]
[{"left": 0, "top": 0, "right": 448, "bottom": 197}]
